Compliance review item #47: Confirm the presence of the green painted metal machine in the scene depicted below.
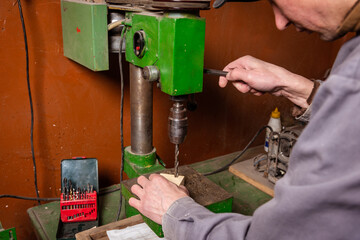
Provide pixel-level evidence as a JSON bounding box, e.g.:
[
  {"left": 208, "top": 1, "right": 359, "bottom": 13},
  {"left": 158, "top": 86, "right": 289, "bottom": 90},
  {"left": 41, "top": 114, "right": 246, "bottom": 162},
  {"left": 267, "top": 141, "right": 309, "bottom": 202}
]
[
  {"left": 0, "top": 222, "right": 17, "bottom": 240},
  {"left": 60, "top": 0, "right": 233, "bottom": 236},
  {"left": 124, "top": 12, "right": 205, "bottom": 96},
  {"left": 61, "top": 1, "right": 108, "bottom": 71}
]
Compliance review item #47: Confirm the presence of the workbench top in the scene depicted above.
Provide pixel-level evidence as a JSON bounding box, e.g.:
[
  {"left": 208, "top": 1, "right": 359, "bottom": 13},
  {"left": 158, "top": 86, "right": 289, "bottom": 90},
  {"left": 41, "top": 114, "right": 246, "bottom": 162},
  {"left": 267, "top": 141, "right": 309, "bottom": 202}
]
[{"left": 28, "top": 146, "right": 271, "bottom": 240}]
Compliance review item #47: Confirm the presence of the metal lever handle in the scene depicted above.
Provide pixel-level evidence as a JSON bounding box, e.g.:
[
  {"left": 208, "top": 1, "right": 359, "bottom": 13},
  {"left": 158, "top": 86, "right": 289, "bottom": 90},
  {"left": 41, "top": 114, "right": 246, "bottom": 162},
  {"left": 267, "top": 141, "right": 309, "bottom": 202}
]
[{"left": 203, "top": 68, "right": 228, "bottom": 77}]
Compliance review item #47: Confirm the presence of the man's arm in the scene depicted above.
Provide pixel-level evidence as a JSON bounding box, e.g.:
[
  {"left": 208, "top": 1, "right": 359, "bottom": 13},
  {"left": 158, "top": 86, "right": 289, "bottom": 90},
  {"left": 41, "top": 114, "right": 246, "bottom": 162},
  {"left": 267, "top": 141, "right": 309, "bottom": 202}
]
[{"left": 162, "top": 197, "right": 252, "bottom": 240}]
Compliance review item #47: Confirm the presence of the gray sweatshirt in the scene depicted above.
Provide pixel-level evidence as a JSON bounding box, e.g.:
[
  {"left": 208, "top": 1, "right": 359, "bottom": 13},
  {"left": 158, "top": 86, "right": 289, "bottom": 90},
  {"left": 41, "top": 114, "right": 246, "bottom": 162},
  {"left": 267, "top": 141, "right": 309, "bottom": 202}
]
[{"left": 162, "top": 35, "right": 360, "bottom": 239}]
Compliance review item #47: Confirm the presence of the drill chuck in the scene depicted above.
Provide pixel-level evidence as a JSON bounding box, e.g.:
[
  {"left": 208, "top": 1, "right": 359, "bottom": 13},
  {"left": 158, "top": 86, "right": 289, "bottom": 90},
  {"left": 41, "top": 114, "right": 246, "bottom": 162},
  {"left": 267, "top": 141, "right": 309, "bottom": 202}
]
[{"left": 168, "top": 102, "right": 188, "bottom": 145}]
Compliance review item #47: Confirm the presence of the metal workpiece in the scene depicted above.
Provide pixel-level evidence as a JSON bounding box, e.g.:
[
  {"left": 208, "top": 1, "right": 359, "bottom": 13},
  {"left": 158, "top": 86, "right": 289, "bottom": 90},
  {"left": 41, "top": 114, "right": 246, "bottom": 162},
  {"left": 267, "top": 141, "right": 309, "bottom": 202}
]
[
  {"left": 168, "top": 97, "right": 188, "bottom": 145},
  {"left": 142, "top": 66, "right": 160, "bottom": 82},
  {"left": 130, "top": 64, "right": 154, "bottom": 154}
]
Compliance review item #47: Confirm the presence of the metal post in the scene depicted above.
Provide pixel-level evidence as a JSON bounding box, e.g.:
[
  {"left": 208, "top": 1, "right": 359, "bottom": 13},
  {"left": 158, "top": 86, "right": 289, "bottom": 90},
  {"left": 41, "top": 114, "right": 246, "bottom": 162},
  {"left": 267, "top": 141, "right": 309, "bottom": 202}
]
[{"left": 130, "top": 64, "right": 153, "bottom": 154}]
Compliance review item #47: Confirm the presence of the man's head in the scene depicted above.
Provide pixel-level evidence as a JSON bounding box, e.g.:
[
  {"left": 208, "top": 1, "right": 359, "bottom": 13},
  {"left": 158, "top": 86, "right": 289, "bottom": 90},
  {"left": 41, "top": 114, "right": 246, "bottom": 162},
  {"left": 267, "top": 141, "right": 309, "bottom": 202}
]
[
  {"left": 214, "top": 0, "right": 358, "bottom": 41},
  {"left": 270, "top": 0, "right": 358, "bottom": 41}
]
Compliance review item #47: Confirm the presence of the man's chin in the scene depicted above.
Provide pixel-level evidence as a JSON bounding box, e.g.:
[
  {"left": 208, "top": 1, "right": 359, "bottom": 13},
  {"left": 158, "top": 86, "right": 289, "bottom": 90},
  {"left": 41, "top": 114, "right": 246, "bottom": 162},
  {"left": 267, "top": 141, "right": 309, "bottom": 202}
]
[{"left": 319, "top": 32, "right": 343, "bottom": 42}]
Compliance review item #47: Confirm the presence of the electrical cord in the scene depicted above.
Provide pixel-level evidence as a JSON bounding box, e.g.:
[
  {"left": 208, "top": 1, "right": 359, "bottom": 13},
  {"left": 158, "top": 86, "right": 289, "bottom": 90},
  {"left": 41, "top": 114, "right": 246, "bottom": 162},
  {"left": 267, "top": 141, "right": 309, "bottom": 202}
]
[
  {"left": 156, "top": 153, "right": 166, "bottom": 168},
  {"left": 108, "top": 20, "right": 125, "bottom": 31},
  {"left": 116, "top": 26, "right": 127, "bottom": 222},
  {"left": 0, "top": 186, "right": 122, "bottom": 201},
  {"left": 203, "top": 125, "right": 273, "bottom": 176},
  {"left": 17, "top": 0, "right": 41, "bottom": 205},
  {"left": 0, "top": 195, "right": 59, "bottom": 201}
]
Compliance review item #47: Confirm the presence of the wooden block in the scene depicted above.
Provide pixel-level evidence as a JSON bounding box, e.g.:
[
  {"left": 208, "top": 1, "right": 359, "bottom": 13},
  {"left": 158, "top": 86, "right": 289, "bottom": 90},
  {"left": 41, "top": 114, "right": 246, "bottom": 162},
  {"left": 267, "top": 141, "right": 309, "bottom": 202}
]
[
  {"left": 160, "top": 173, "right": 185, "bottom": 186},
  {"left": 229, "top": 159, "right": 274, "bottom": 197},
  {"left": 75, "top": 215, "right": 144, "bottom": 240}
]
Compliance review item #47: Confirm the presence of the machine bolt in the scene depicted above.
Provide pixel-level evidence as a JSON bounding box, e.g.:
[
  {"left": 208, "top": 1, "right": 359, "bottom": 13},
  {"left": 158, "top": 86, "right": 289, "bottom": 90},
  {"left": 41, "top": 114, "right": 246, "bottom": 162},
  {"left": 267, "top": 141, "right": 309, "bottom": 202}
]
[{"left": 142, "top": 66, "right": 160, "bottom": 82}]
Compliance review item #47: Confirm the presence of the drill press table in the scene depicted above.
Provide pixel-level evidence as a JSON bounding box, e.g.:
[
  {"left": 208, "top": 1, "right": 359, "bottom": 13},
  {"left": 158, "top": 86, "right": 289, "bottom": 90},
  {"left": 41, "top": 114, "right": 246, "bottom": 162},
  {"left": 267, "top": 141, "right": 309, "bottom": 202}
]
[{"left": 28, "top": 146, "right": 272, "bottom": 239}]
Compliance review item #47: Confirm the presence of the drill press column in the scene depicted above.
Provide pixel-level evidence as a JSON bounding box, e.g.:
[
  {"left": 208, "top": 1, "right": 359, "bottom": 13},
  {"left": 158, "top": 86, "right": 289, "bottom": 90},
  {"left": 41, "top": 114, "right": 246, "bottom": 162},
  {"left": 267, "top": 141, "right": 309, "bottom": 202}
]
[
  {"left": 123, "top": 64, "right": 162, "bottom": 179},
  {"left": 130, "top": 64, "right": 153, "bottom": 154}
]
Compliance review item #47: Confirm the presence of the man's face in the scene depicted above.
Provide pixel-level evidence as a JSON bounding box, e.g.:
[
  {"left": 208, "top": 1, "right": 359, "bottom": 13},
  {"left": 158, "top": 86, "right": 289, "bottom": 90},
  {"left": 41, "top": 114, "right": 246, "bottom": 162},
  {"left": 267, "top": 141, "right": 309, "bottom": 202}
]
[{"left": 269, "top": 0, "right": 355, "bottom": 41}]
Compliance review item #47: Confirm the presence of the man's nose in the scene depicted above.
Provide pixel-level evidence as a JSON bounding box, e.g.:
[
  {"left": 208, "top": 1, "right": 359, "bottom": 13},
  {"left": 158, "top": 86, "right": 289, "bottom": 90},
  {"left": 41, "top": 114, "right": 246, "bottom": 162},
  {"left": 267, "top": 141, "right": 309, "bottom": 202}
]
[{"left": 273, "top": 6, "right": 291, "bottom": 30}]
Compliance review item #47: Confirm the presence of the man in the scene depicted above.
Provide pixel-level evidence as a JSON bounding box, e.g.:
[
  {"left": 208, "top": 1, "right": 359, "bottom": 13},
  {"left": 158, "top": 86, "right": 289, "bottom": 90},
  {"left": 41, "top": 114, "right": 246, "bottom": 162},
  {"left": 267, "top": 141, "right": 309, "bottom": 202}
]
[{"left": 129, "top": 0, "right": 360, "bottom": 238}]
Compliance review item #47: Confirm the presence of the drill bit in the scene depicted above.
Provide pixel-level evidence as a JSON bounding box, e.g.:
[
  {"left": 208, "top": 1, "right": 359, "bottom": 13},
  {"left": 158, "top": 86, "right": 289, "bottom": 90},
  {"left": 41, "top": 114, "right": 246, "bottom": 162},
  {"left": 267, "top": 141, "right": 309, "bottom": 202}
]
[
  {"left": 63, "top": 178, "right": 67, "bottom": 191},
  {"left": 69, "top": 180, "right": 72, "bottom": 199},
  {"left": 83, "top": 187, "right": 87, "bottom": 199},
  {"left": 77, "top": 187, "right": 80, "bottom": 200},
  {"left": 174, "top": 144, "right": 179, "bottom": 177},
  {"left": 70, "top": 188, "right": 73, "bottom": 201}
]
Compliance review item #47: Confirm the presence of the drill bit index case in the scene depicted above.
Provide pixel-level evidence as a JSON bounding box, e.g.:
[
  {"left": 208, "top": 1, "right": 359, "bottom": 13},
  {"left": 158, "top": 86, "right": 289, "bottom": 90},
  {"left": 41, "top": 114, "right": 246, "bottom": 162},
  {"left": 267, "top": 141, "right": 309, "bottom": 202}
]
[
  {"left": 60, "top": 191, "right": 97, "bottom": 222},
  {"left": 56, "top": 158, "right": 99, "bottom": 240}
]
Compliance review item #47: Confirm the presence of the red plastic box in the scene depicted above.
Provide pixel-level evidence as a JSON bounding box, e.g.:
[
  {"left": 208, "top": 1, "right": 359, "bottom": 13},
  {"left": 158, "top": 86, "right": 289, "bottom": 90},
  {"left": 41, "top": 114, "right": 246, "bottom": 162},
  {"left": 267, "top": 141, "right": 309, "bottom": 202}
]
[{"left": 60, "top": 191, "right": 97, "bottom": 222}]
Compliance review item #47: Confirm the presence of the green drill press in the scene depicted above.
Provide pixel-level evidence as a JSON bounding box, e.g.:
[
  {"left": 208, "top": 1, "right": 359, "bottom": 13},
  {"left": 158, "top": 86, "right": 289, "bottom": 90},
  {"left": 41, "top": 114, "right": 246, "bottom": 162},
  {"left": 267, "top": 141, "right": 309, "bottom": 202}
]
[
  {"left": 61, "top": 0, "right": 207, "bottom": 176},
  {"left": 60, "top": 0, "right": 232, "bottom": 236},
  {"left": 120, "top": 9, "right": 206, "bottom": 178}
]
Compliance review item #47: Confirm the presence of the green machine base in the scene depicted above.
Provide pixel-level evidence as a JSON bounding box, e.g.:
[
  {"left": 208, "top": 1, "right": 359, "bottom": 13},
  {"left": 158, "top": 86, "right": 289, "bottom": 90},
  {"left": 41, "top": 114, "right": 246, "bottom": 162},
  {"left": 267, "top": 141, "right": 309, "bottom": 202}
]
[
  {"left": 122, "top": 166, "right": 233, "bottom": 237},
  {"left": 123, "top": 146, "right": 165, "bottom": 179}
]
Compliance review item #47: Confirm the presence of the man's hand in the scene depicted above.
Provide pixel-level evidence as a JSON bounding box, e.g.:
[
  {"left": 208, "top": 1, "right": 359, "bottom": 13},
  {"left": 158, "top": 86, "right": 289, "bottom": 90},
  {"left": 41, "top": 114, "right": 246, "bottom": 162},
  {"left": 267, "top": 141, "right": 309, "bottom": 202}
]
[
  {"left": 219, "top": 55, "right": 314, "bottom": 108},
  {"left": 129, "top": 174, "right": 189, "bottom": 225}
]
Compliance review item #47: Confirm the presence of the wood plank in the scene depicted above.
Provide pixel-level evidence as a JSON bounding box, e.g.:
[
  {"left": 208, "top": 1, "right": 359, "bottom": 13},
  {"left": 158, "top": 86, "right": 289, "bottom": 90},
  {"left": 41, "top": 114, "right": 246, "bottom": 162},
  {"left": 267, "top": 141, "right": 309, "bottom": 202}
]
[
  {"left": 229, "top": 159, "right": 275, "bottom": 197},
  {"left": 75, "top": 215, "right": 144, "bottom": 240}
]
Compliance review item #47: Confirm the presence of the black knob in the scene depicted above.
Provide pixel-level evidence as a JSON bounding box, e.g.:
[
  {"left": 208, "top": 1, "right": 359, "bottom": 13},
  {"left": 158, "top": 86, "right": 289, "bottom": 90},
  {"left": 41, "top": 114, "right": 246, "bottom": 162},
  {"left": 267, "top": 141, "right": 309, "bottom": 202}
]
[{"left": 133, "top": 30, "right": 145, "bottom": 58}]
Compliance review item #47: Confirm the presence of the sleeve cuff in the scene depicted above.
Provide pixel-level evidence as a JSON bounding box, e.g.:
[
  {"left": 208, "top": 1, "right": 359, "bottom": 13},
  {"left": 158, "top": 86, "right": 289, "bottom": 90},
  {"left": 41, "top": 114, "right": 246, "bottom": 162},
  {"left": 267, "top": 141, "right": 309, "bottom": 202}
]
[
  {"left": 295, "top": 104, "right": 312, "bottom": 122},
  {"left": 162, "top": 197, "right": 211, "bottom": 238},
  {"left": 292, "top": 80, "right": 322, "bottom": 123}
]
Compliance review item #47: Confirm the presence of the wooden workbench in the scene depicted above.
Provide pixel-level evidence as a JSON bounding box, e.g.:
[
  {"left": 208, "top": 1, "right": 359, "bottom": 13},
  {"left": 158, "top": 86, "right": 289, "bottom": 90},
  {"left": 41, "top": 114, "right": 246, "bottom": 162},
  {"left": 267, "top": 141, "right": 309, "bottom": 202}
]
[{"left": 28, "top": 146, "right": 272, "bottom": 239}]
